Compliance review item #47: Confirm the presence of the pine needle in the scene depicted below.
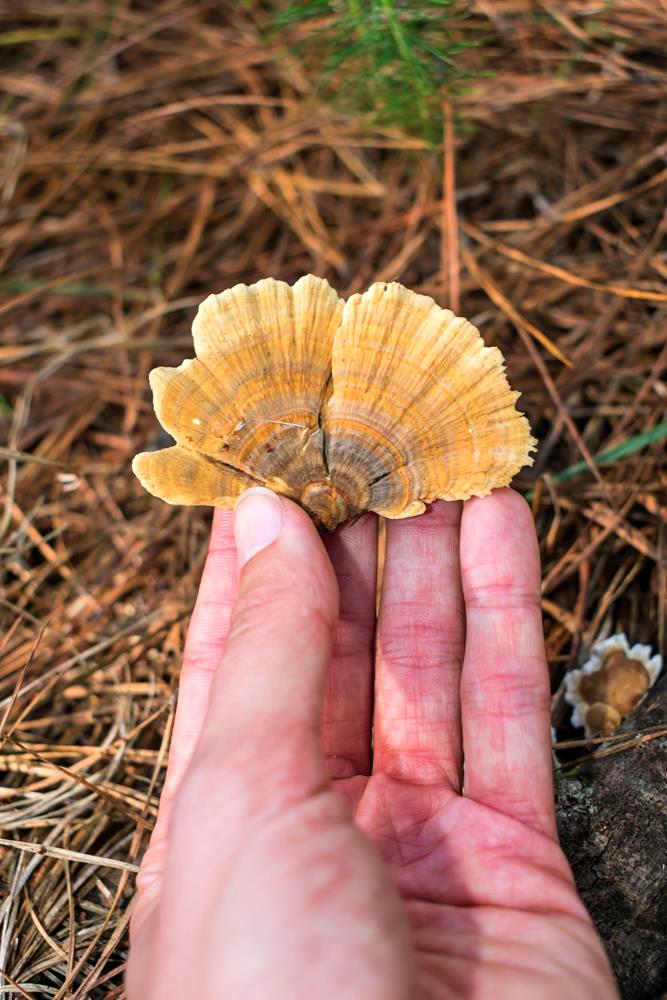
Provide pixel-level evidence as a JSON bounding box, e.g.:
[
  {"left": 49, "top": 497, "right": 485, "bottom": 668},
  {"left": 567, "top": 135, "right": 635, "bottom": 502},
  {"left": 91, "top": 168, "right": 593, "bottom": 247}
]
[{"left": 272, "top": 0, "right": 477, "bottom": 139}]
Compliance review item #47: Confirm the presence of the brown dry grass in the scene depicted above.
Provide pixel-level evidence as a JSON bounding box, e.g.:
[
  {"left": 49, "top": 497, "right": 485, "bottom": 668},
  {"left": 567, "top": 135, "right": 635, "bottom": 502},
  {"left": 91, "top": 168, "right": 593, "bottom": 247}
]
[{"left": 1, "top": 1, "right": 666, "bottom": 995}]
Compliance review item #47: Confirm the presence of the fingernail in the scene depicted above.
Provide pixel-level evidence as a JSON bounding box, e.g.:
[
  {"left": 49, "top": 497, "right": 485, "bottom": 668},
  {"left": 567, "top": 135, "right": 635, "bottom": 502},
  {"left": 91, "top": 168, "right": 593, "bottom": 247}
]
[{"left": 233, "top": 488, "right": 285, "bottom": 568}]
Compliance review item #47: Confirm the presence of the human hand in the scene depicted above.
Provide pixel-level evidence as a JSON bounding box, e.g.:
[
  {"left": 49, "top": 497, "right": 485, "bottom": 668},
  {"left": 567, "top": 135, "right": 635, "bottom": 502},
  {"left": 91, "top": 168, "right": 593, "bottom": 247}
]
[{"left": 127, "top": 489, "right": 617, "bottom": 999}]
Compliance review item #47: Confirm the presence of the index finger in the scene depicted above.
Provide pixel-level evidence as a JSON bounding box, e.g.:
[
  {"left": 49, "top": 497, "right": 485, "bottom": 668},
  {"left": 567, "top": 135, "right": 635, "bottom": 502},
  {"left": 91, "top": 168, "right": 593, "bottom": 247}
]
[
  {"left": 322, "top": 514, "right": 377, "bottom": 778},
  {"left": 459, "top": 489, "right": 556, "bottom": 839}
]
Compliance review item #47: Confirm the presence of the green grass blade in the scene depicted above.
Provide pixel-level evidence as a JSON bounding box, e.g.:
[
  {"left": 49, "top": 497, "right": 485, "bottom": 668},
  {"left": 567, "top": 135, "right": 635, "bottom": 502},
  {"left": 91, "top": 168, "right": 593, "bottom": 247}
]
[
  {"left": 525, "top": 421, "right": 667, "bottom": 499},
  {"left": 552, "top": 421, "right": 667, "bottom": 484},
  {"left": 0, "top": 28, "right": 83, "bottom": 45}
]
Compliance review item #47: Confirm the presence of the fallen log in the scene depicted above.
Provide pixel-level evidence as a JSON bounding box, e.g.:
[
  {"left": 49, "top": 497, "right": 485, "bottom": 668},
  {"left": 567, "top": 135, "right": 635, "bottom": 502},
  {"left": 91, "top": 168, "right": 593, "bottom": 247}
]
[{"left": 556, "top": 675, "right": 667, "bottom": 1000}]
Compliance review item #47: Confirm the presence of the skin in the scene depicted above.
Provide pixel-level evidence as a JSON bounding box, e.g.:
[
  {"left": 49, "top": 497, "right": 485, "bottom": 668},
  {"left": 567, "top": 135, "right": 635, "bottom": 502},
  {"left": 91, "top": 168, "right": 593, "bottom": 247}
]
[{"left": 127, "top": 489, "right": 618, "bottom": 1000}]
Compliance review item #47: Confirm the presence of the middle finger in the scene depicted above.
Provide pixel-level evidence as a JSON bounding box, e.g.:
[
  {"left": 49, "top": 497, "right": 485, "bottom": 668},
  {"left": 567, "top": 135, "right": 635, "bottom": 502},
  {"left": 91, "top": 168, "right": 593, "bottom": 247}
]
[{"left": 373, "top": 501, "right": 465, "bottom": 789}]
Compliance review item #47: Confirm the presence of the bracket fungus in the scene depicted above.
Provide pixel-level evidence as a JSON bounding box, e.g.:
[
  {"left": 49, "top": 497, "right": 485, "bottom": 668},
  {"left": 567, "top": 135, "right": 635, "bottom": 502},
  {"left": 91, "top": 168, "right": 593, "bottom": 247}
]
[
  {"left": 133, "top": 276, "right": 535, "bottom": 530},
  {"left": 565, "top": 633, "right": 662, "bottom": 738}
]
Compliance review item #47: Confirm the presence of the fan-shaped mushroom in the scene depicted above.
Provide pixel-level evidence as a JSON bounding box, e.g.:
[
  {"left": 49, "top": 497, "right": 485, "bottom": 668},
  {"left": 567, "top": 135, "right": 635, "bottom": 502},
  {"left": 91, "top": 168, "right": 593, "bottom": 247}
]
[{"left": 133, "top": 276, "right": 535, "bottom": 530}]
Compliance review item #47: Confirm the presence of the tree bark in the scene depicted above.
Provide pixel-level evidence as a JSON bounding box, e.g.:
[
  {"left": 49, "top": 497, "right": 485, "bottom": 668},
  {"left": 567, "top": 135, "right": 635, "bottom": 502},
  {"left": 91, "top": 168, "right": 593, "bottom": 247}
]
[{"left": 556, "top": 674, "right": 667, "bottom": 1000}]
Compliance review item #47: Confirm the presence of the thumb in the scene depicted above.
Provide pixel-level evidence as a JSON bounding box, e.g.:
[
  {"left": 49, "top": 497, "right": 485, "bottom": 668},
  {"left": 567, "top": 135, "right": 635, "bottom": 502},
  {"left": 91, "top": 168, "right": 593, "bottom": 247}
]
[
  {"left": 197, "top": 487, "right": 339, "bottom": 768},
  {"left": 127, "top": 491, "right": 338, "bottom": 996}
]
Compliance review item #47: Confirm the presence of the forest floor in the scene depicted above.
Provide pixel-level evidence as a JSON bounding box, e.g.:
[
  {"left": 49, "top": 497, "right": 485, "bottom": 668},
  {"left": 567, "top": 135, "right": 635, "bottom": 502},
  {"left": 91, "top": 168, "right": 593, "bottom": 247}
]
[{"left": 1, "top": 2, "right": 666, "bottom": 996}]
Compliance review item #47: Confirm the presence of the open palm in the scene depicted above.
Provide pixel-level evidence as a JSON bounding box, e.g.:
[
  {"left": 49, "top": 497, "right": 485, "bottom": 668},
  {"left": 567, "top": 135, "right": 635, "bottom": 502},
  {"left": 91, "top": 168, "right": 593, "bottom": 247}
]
[{"left": 128, "top": 490, "right": 617, "bottom": 999}]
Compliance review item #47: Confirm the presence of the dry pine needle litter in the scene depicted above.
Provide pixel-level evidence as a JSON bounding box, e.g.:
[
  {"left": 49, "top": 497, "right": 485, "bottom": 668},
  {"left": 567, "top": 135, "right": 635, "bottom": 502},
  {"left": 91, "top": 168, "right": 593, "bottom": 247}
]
[{"left": 133, "top": 276, "right": 535, "bottom": 530}]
